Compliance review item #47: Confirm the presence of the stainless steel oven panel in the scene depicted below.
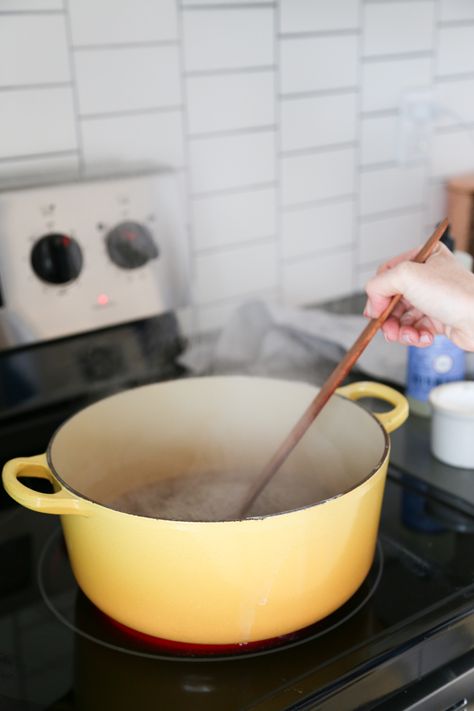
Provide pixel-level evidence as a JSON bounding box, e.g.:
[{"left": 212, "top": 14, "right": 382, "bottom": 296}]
[{"left": 0, "top": 170, "right": 189, "bottom": 349}]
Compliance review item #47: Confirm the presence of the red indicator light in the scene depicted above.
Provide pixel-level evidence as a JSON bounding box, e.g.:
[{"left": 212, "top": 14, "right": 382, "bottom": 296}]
[
  {"left": 97, "top": 293, "right": 109, "bottom": 306},
  {"left": 62, "top": 236, "right": 70, "bottom": 247},
  {"left": 125, "top": 231, "right": 136, "bottom": 241}
]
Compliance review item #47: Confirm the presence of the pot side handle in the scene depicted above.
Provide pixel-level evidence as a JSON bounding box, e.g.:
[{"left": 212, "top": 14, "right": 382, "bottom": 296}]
[
  {"left": 336, "top": 381, "right": 409, "bottom": 433},
  {"left": 2, "top": 454, "right": 90, "bottom": 516}
]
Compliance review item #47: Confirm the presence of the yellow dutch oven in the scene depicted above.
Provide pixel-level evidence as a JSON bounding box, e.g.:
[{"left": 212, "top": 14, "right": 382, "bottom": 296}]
[{"left": 2, "top": 376, "right": 408, "bottom": 646}]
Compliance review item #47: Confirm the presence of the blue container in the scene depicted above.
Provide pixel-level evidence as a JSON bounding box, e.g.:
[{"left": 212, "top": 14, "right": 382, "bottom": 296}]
[{"left": 406, "top": 335, "right": 466, "bottom": 416}]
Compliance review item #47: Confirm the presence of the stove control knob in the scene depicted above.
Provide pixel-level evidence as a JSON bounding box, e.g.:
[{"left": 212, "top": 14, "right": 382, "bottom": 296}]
[
  {"left": 105, "top": 221, "right": 159, "bottom": 269},
  {"left": 31, "top": 233, "right": 83, "bottom": 284}
]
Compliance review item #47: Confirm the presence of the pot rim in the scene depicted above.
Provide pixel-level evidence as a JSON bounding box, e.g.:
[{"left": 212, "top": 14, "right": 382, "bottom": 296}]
[{"left": 45, "top": 380, "right": 391, "bottom": 523}]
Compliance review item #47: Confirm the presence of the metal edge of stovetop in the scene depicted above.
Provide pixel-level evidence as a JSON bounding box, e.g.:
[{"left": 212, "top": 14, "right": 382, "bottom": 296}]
[{"left": 244, "top": 593, "right": 474, "bottom": 711}]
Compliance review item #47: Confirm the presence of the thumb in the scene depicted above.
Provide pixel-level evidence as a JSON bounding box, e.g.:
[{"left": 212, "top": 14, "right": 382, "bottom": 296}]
[
  {"left": 364, "top": 292, "right": 392, "bottom": 319},
  {"left": 364, "top": 265, "right": 408, "bottom": 318}
]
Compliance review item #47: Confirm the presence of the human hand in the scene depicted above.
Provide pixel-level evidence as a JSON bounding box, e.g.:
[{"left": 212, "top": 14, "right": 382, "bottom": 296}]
[{"left": 364, "top": 243, "right": 474, "bottom": 351}]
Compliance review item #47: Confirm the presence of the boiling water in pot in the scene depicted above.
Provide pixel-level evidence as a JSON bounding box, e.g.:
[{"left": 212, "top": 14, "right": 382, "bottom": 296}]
[
  {"left": 109, "top": 471, "right": 256, "bottom": 521},
  {"left": 108, "top": 457, "right": 348, "bottom": 522},
  {"left": 106, "top": 444, "right": 353, "bottom": 521}
]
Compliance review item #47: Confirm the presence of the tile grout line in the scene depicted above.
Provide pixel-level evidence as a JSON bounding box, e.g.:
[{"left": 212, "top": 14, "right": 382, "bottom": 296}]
[
  {"left": 0, "top": 9, "right": 63, "bottom": 15},
  {"left": 363, "top": 0, "right": 434, "bottom": 3},
  {"left": 362, "top": 50, "right": 434, "bottom": 63},
  {"left": 353, "top": 0, "right": 364, "bottom": 284},
  {"left": 360, "top": 108, "right": 399, "bottom": 119},
  {"left": 359, "top": 205, "right": 426, "bottom": 223},
  {"left": 73, "top": 40, "right": 179, "bottom": 51},
  {"left": 280, "top": 86, "right": 359, "bottom": 100},
  {"left": 0, "top": 82, "right": 72, "bottom": 93},
  {"left": 279, "top": 28, "right": 360, "bottom": 40},
  {"left": 177, "top": 0, "right": 199, "bottom": 333},
  {"left": 185, "top": 65, "right": 275, "bottom": 78},
  {"left": 282, "top": 193, "right": 357, "bottom": 213},
  {"left": 191, "top": 181, "right": 277, "bottom": 200},
  {"left": 437, "top": 19, "right": 474, "bottom": 28},
  {"left": 195, "top": 234, "right": 276, "bottom": 257},
  {"left": 80, "top": 105, "right": 184, "bottom": 121},
  {"left": 274, "top": 0, "right": 283, "bottom": 302},
  {"left": 63, "top": 0, "right": 84, "bottom": 176},
  {"left": 182, "top": 2, "right": 275, "bottom": 10},
  {"left": 435, "top": 71, "right": 474, "bottom": 83},
  {"left": 359, "top": 160, "right": 400, "bottom": 173},
  {"left": 189, "top": 124, "right": 277, "bottom": 141},
  {"left": 0, "top": 149, "right": 79, "bottom": 165},
  {"left": 281, "top": 141, "right": 358, "bottom": 159},
  {"left": 423, "top": 0, "right": 440, "bottom": 233}
]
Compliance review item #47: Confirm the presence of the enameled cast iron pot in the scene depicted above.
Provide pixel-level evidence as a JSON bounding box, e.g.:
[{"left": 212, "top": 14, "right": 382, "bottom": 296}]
[{"left": 2, "top": 376, "right": 408, "bottom": 645}]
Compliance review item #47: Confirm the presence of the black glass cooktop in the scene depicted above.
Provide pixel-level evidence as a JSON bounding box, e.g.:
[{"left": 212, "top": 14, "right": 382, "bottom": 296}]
[{"left": 1, "top": 458, "right": 474, "bottom": 711}]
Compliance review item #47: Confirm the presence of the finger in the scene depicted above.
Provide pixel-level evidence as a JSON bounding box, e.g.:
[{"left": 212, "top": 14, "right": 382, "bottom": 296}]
[
  {"left": 418, "top": 331, "right": 434, "bottom": 347},
  {"left": 381, "top": 317, "right": 400, "bottom": 342},
  {"left": 399, "top": 324, "right": 421, "bottom": 345},
  {"left": 400, "top": 307, "right": 425, "bottom": 327},
  {"left": 363, "top": 294, "right": 391, "bottom": 319},
  {"left": 413, "top": 315, "right": 437, "bottom": 335},
  {"left": 391, "top": 301, "right": 406, "bottom": 321}
]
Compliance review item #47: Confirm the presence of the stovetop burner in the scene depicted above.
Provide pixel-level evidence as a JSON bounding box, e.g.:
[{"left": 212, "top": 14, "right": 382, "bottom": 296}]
[{"left": 38, "top": 529, "right": 384, "bottom": 661}]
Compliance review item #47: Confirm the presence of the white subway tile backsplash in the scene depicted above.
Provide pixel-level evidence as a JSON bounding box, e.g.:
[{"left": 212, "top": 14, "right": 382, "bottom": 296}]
[
  {"left": 363, "top": 1, "right": 434, "bottom": 58},
  {"left": 281, "top": 146, "right": 356, "bottom": 207},
  {"left": 435, "top": 77, "right": 474, "bottom": 127},
  {"left": 69, "top": 0, "right": 178, "bottom": 46},
  {"left": 439, "top": 0, "right": 474, "bottom": 23},
  {"left": 189, "top": 131, "right": 275, "bottom": 194},
  {"left": 0, "top": 15, "right": 69, "bottom": 87},
  {"left": 0, "top": 87, "right": 76, "bottom": 158},
  {"left": 183, "top": 8, "right": 274, "bottom": 73},
  {"left": 280, "top": 0, "right": 359, "bottom": 34},
  {"left": 281, "top": 35, "right": 358, "bottom": 95},
  {"left": 186, "top": 71, "right": 274, "bottom": 136},
  {"left": 362, "top": 57, "right": 432, "bottom": 112},
  {"left": 75, "top": 46, "right": 181, "bottom": 115},
  {"left": 360, "top": 165, "right": 425, "bottom": 216},
  {"left": 358, "top": 210, "right": 423, "bottom": 266},
  {"left": 281, "top": 198, "right": 354, "bottom": 259},
  {"left": 431, "top": 130, "right": 474, "bottom": 179},
  {"left": 81, "top": 111, "right": 184, "bottom": 169},
  {"left": 193, "top": 241, "right": 278, "bottom": 304},
  {"left": 360, "top": 114, "right": 399, "bottom": 167},
  {"left": 281, "top": 92, "right": 357, "bottom": 153},
  {"left": 194, "top": 292, "right": 277, "bottom": 335},
  {"left": 282, "top": 248, "right": 354, "bottom": 305},
  {"left": 437, "top": 26, "right": 474, "bottom": 77},
  {"left": 425, "top": 180, "right": 447, "bottom": 227},
  {"left": 192, "top": 187, "right": 276, "bottom": 251},
  {"left": 1, "top": 0, "right": 474, "bottom": 326},
  {"left": 355, "top": 263, "right": 379, "bottom": 291}
]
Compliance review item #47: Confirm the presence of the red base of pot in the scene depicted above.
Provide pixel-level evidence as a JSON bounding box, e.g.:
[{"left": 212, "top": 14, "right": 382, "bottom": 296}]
[{"left": 105, "top": 613, "right": 299, "bottom": 656}]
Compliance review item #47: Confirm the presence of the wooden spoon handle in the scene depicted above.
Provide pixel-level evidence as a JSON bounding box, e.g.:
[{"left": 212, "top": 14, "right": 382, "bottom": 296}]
[{"left": 237, "top": 218, "right": 449, "bottom": 518}]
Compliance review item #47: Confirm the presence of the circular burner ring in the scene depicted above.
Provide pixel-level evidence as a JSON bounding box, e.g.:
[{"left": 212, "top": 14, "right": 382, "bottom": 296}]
[{"left": 38, "top": 528, "right": 383, "bottom": 662}]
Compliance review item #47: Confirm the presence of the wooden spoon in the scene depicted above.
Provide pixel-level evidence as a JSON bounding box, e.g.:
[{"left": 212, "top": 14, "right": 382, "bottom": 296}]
[{"left": 237, "top": 218, "right": 449, "bottom": 518}]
